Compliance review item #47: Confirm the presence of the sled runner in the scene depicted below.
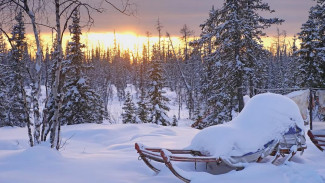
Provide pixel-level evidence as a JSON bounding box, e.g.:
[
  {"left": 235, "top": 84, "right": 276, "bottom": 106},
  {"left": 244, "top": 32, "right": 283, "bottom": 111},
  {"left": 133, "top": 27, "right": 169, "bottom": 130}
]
[{"left": 308, "top": 130, "right": 325, "bottom": 151}]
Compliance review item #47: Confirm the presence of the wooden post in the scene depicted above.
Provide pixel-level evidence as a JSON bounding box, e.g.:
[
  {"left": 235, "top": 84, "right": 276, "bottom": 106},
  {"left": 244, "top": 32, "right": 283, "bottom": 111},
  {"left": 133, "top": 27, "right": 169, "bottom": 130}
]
[{"left": 309, "top": 89, "right": 313, "bottom": 130}]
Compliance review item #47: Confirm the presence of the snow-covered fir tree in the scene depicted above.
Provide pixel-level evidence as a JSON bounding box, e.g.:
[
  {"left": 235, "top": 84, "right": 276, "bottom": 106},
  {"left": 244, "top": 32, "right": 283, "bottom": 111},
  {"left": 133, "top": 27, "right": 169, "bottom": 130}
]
[
  {"left": 0, "top": 71, "right": 8, "bottom": 126},
  {"left": 147, "top": 48, "right": 170, "bottom": 126},
  {"left": 296, "top": 0, "right": 325, "bottom": 88},
  {"left": 111, "top": 36, "right": 127, "bottom": 101},
  {"left": 195, "top": 0, "right": 283, "bottom": 127},
  {"left": 5, "top": 11, "right": 30, "bottom": 127},
  {"left": 137, "top": 88, "right": 149, "bottom": 123},
  {"left": 122, "top": 92, "right": 137, "bottom": 124},
  {"left": 136, "top": 54, "right": 150, "bottom": 123},
  {"left": 184, "top": 44, "right": 203, "bottom": 119},
  {"left": 284, "top": 35, "right": 301, "bottom": 88},
  {"left": 60, "top": 10, "right": 106, "bottom": 125},
  {"left": 0, "top": 31, "right": 8, "bottom": 126}
]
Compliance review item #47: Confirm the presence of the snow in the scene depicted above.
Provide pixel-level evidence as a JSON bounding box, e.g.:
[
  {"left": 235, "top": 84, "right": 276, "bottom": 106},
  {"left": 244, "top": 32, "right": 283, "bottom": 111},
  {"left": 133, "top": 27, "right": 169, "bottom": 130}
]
[
  {"left": 77, "top": 78, "right": 86, "bottom": 85},
  {"left": 189, "top": 93, "right": 304, "bottom": 157},
  {"left": 0, "top": 123, "right": 325, "bottom": 183},
  {"left": 1, "top": 90, "right": 325, "bottom": 183},
  {"left": 0, "top": 124, "right": 196, "bottom": 183}
]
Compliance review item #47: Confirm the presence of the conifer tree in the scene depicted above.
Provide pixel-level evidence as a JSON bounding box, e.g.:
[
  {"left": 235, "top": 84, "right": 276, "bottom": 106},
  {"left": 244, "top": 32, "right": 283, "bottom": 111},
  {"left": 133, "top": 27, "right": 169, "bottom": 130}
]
[
  {"left": 0, "top": 73, "right": 8, "bottom": 126},
  {"left": 147, "top": 50, "right": 170, "bottom": 126},
  {"left": 122, "top": 92, "right": 137, "bottom": 124},
  {"left": 0, "top": 31, "right": 8, "bottom": 126},
  {"left": 297, "top": 0, "right": 325, "bottom": 88},
  {"left": 285, "top": 35, "right": 301, "bottom": 88},
  {"left": 137, "top": 88, "right": 149, "bottom": 123},
  {"left": 6, "top": 11, "right": 30, "bottom": 127},
  {"left": 195, "top": 0, "right": 282, "bottom": 127},
  {"left": 60, "top": 10, "right": 106, "bottom": 125}
]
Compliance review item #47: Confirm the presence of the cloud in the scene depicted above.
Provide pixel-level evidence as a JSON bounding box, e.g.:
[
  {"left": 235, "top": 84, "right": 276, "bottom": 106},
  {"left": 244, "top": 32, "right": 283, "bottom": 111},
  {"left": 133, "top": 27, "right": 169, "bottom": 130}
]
[{"left": 39, "top": 0, "right": 315, "bottom": 37}]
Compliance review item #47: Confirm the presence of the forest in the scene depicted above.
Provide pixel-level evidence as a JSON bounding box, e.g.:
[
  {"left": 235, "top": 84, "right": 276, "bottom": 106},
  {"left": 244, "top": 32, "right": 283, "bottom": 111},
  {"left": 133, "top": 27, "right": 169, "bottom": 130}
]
[{"left": 0, "top": 0, "right": 324, "bottom": 151}]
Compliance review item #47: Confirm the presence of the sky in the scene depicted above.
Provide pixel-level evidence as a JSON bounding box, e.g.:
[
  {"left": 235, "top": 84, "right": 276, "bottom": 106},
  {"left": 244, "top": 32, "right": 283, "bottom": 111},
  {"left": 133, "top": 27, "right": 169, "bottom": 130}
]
[
  {"left": 20, "top": 0, "right": 316, "bottom": 54},
  {"left": 89, "top": 0, "right": 316, "bottom": 37}
]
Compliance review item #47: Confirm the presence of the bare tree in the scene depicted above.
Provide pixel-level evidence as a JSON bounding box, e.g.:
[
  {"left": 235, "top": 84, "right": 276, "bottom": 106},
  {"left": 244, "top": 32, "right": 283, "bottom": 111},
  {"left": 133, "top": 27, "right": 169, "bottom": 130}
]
[
  {"left": 156, "top": 17, "right": 163, "bottom": 57},
  {"left": 145, "top": 31, "right": 151, "bottom": 61},
  {"left": 180, "top": 24, "right": 194, "bottom": 60}
]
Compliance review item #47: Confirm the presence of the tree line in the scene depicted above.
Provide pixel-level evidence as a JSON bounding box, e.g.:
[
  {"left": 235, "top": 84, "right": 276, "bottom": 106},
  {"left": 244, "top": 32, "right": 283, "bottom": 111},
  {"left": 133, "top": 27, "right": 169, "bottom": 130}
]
[{"left": 0, "top": 0, "right": 324, "bottom": 148}]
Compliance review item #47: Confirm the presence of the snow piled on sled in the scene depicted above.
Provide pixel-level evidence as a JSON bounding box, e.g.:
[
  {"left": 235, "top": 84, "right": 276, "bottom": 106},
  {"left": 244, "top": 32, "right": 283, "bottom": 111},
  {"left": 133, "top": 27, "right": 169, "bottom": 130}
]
[{"left": 189, "top": 93, "right": 304, "bottom": 157}]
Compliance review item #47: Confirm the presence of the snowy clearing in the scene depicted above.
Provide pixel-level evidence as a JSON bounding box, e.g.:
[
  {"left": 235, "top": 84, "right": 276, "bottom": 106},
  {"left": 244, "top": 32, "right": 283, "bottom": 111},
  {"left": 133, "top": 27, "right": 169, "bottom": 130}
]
[
  {"left": 1, "top": 87, "right": 325, "bottom": 183},
  {"left": 0, "top": 122, "right": 325, "bottom": 183}
]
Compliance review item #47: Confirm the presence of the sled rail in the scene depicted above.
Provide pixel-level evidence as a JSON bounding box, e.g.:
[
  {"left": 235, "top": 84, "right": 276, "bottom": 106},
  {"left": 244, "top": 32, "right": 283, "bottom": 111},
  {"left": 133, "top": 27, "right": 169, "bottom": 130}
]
[
  {"left": 308, "top": 130, "right": 325, "bottom": 151},
  {"left": 135, "top": 143, "right": 219, "bottom": 162}
]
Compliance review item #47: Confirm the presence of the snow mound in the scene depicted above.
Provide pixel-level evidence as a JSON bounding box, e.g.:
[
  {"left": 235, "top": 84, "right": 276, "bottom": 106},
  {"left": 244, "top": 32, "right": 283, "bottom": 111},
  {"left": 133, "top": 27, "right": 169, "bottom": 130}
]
[
  {"left": 0, "top": 140, "right": 21, "bottom": 150},
  {"left": 3, "top": 143, "right": 62, "bottom": 163},
  {"left": 189, "top": 93, "right": 304, "bottom": 157}
]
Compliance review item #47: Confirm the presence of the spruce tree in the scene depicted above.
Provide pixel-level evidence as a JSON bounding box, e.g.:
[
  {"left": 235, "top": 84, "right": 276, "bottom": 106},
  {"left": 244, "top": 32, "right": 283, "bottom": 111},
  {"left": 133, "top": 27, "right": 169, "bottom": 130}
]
[
  {"left": 196, "top": 0, "right": 282, "bottom": 127},
  {"left": 60, "top": 10, "right": 106, "bottom": 125},
  {"left": 0, "top": 31, "right": 8, "bottom": 126},
  {"left": 297, "top": 0, "right": 325, "bottom": 88},
  {"left": 137, "top": 88, "right": 149, "bottom": 123},
  {"left": 147, "top": 52, "right": 170, "bottom": 126},
  {"left": 285, "top": 36, "right": 301, "bottom": 88},
  {"left": 122, "top": 92, "right": 137, "bottom": 124},
  {"left": 0, "top": 74, "right": 8, "bottom": 126},
  {"left": 6, "top": 11, "right": 30, "bottom": 127}
]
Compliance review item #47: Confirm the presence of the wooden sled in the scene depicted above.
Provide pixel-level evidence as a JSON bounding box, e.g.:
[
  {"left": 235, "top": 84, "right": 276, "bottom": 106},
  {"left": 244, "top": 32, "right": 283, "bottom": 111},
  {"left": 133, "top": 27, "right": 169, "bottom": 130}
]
[
  {"left": 135, "top": 138, "right": 306, "bottom": 182},
  {"left": 135, "top": 143, "right": 227, "bottom": 183},
  {"left": 135, "top": 125, "right": 307, "bottom": 182},
  {"left": 308, "top": 130, "right": 325, "bottom": 151}
]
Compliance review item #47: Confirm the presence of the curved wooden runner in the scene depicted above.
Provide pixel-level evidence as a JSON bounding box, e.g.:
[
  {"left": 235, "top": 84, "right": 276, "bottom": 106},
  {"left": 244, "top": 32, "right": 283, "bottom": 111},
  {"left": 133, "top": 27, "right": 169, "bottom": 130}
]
[{"left": 308, "top": 130, "right": 325, "bottom": 151}]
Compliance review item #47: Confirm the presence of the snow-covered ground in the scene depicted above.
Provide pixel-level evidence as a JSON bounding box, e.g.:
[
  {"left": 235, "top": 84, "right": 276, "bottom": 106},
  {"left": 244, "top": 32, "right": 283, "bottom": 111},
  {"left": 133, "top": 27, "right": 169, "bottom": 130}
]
[
  {"left": 0, "top": 123, "right": 325, "bottom": 183},
  {"left": 1, "top": 87, "right": 325, "bottom": 183}
]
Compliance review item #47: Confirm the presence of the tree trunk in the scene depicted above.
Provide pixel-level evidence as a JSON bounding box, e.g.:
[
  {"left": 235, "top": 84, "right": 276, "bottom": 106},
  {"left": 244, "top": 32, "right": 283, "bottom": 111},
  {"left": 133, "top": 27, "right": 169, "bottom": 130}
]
[
  {"left": 237, "top": 77, "right": 244, "bottom": 112},
  {"left": 50, "top": 0, "right": 63, "bottom": 149},
  {"left": 20, "top": 2, "right": 43, "bottom": 145}
]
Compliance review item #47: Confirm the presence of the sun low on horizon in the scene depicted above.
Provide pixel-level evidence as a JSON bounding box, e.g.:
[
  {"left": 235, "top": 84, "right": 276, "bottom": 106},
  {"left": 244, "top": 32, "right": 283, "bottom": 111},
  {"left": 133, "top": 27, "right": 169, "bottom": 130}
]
[
  {"left": 26, "top": 32, "right": 183, "bottom": 57},
  {"left": 25, "top": 31, "right": 299, "bottom": 58}
]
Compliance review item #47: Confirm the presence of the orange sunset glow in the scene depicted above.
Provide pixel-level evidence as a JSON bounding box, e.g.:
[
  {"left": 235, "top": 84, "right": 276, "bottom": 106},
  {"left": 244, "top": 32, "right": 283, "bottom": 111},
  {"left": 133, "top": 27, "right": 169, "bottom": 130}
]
[
  {"left": 25, "top": 32, "right": 183, "bottom": 57},
  {"left": 25, "top": 32, "right": 299, "bottom": 57}
]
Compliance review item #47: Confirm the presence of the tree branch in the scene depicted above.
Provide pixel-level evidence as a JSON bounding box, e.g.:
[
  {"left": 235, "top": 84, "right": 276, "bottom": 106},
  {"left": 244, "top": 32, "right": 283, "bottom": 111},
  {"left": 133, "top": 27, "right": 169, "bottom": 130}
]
[
  {"left": 25, "top": 22, "right": 57, "bottom": 31},
  {"left": 104, "top": 0, "right": 134, "bottom": 16},
  {"left": 0, "top": 27, "right": 13, "bottom": 48}
]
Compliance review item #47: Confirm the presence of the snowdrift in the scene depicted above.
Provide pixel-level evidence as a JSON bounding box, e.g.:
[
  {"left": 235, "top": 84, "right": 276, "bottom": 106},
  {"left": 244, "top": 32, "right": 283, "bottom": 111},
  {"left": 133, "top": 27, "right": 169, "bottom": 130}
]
[{"left": 189, "top": 93, "right": 304, "bottom": 157}]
